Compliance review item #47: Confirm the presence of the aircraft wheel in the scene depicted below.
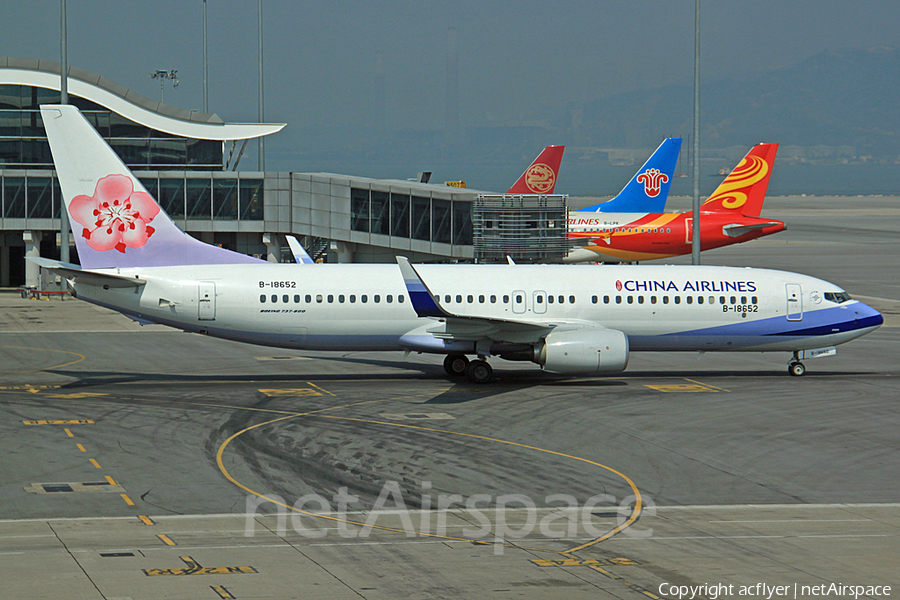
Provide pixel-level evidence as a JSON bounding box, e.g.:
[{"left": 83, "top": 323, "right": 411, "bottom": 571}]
[
  {"left": 788, "top": 361, "right": 806, "bottom": 377},
  {"left": 465, "top": 360, "right": 493, "bottom": 384},
  {"left": 443, "top": 354, "right": 469, "bottom": 377}
]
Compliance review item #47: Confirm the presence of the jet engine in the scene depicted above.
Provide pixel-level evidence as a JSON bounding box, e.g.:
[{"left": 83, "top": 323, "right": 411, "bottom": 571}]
[{"left": 536, "top": 326, "right": 629, "bottom": 374}]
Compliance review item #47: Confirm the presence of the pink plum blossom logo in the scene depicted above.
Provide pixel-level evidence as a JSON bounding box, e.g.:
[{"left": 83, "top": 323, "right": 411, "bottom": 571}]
[{"left": 70, "top": 174, "right": 159, "bottom": 253}]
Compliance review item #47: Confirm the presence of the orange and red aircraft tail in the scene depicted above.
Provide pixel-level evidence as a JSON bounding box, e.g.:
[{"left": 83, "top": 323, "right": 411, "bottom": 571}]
[
  {"left": 507, "top": 145, "right": 565, "bottom": 194},
  {"left": 702, "top": 143, "right": 779, "bottom": 217}
]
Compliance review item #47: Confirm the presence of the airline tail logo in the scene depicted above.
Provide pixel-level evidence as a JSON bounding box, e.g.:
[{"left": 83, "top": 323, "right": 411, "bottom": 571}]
[
  {"left": 704, "top": 155, "right": 769, "bottom": 211},
  {"left": 615, "top": 280, "right": 623, "bottom": 291},
  {"left": 524, "top": 163, "right": 556, "bottom": 194},
  {"left": 636, "top": 168, "right": 668, "bottom": 198},
  {"left": 71, "top": 174, "right": 159, "bottom": 254}
]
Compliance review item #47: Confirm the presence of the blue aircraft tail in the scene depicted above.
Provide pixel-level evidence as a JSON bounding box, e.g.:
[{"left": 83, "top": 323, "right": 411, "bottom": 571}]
[{"left": 579, "top": 138, "right": 681, "bottom": 213}]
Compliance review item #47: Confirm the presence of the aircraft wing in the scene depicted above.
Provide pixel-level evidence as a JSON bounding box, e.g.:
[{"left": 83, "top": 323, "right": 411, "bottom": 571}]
[
  {"left": 397, "top": 256, "right": 597, "bottom": 345},
  {"left": 27, "top": 257, "right": 146, "bottom": 288}
]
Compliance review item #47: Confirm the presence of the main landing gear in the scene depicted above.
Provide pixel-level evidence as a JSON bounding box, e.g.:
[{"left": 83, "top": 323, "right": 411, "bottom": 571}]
[
  {"left": 443, "top": 354, "right": 493, "bottom": 383},
  {"left": 465, "top": 359, "right": 493, "bottom": 384},
  {"left": 443, "top": 354, "right": 468, "bottom": 377}
]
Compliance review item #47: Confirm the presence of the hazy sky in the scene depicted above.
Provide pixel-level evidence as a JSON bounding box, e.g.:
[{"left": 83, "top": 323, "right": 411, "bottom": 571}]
[{"left": 2, "top": 1, "right": 898, "bottom": 174}]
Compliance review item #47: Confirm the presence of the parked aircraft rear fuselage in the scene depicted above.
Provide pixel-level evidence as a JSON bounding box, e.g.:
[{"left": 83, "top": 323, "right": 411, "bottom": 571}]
[{"left": 565, "top": 211, "right": 786, "bottom": 263}]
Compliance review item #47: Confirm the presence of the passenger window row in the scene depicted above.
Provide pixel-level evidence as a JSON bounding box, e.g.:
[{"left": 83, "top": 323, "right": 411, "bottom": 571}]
[
  {"left": 587, "top": 227, "right": 672, "bottom": 234},
  {"left": 259, "top": 292, "right": 757, "bottom": 308},
  {"left": 436, "top": 294, "right": 577, "bottom": 305},
  {"left": 590, "top": 295, "right": 758, "bottom": 305},
  {"left": 260, "top": 294, "right": 405, "bottom": 304}
]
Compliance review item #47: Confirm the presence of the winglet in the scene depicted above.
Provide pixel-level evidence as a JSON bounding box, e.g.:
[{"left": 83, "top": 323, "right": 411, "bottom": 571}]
[
  {"left": 396, "top": 256, "right": 448, "bottom": 318},
  {"left": 507, "top": 145, "right": 565, "bottom": 194}
]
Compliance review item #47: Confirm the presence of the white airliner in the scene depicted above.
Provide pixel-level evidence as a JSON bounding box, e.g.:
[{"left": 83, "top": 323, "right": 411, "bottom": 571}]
[{"left": 33, "top": 105, "right": 882, "bottom": 383}]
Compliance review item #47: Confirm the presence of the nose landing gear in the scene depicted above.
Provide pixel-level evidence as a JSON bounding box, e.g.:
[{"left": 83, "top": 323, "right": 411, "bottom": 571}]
[
  {"left": 788, "top": 360, "right": 806, "bottom": 376},
  {"left": 788, "top": 350, "right": 806, "bottom": 376}
]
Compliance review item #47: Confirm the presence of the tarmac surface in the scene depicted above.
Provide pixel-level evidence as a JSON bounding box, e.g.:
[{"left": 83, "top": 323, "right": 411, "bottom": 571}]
[{"left": 0, "top": 196, "right": 898, "bottom": 599}]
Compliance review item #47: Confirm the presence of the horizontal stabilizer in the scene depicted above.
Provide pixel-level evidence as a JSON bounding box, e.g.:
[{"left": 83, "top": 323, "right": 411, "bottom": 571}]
[
  {"left": 27, "top": 257, "right": 146, "bottom": 288},
  {"left": 723, "top": 222, "right": 784, "bottom": 237}
]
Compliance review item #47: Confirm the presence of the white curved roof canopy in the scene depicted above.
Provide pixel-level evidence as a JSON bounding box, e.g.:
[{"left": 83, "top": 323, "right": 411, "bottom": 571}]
[{"left": 1, "top": 57, "right": 285, "bottom": 141}]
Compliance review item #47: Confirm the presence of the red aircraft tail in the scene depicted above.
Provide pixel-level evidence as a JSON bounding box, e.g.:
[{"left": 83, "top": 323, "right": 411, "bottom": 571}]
[
  {"left": 507, "top": 145, "right": 565, "bottom": 194},
  {"left": 702, "top": 143, "right": 779, "bottom": 217}
]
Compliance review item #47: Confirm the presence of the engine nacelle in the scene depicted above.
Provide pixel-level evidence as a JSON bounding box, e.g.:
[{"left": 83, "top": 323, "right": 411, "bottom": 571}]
[{"left": 538, "top": 326, "right": 629, "bottom": 374}]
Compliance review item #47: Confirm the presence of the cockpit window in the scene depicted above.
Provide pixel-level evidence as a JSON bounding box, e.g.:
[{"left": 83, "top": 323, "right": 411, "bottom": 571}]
[{"left": 824, "top": 291, "right": 852, "bottom": 303}]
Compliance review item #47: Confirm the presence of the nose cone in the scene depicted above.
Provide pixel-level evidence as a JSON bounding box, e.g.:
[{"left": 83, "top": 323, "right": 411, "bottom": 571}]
[{"left": 854, "top": 301, "right": 883, "bottom": 330}]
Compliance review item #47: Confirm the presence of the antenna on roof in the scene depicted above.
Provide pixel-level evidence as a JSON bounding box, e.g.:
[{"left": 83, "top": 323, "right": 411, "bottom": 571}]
[{"left": 149, "top": 69, "right": 179, "bottom": 104}]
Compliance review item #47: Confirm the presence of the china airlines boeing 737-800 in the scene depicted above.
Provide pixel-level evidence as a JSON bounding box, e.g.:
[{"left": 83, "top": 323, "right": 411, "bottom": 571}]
[{"left": 33, "top": 105, "right": 881, "bottom": 383}]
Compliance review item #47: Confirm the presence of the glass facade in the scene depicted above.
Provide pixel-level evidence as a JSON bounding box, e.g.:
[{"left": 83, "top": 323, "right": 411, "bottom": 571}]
[
  {"left": 0, "top": 173, "right": 263, "bottom": 223},
  {"left": 370, "top": 191, "right": 389, "bottom": 235},
  {"left": 390, "top": 193, "right": 410, "bottom": 238},
  {"left": 213, "top": 178, "right": 239, "bottom": 219},
  {"left": 240, "top": 178, "right": 264, "bottom": 220},
  {"left": 2, "top": 175, "right": 25, "bottom": 218},
  {"left": 350, "top": 187, "right": 473, "bottom": 245},
  {"left": 1, "top": 175, "right": 59, "bottom": 220},
  {"left": 0, "top": 84, "right": 222, "bottom": 170},
  {"left": 136, "top": 174, "right": 264, "bottom": 222},
  {"left": 350, "top": 188, "right": 369, "bottom": 233},
  {"left": 186, "top": 177, "right": 212, "bottom": 220}
]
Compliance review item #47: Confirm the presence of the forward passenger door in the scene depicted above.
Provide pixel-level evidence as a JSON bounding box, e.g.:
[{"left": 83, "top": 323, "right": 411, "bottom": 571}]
[{"left": 786, "top": 283, "right": 802, "bottom": 321}]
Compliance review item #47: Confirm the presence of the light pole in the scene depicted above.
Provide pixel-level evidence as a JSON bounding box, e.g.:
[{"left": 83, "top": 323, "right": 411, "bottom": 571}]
[
  {"left": 59, "top": 0, "right": 70, "bottom": 264},
  {"left": 203, "top": 0, "right": 208, "bottom": 113},
  {"left": 691, "top": 0, "right": 701, "bottom": 265},
  {"left": 150, "top": 69, "right": 180, "bottom": 104},
  {"left": 258, "top": 0, "right": 265, "bottom": 171}
]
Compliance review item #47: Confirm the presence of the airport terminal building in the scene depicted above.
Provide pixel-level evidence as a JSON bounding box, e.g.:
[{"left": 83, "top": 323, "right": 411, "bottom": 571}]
[{"left": 1, "top": 58, "right": 565, "bottom": 288}]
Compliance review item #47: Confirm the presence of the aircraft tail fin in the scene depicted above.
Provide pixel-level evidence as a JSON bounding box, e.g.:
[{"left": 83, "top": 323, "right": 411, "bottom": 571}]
[
  {"left": 286, "top": 235, "right": 315, "bottom": 264},
  {"left": 702, "top": 143, "right": 779, "bottom": 217},
  {"left": 507, "top": 145, "right": 565, "bottom": 194},
  {"left": 579, "top": 137, "right": 681, "bottom": 213},
  {"left": 40, "top": 104, "right": 263, "bottom": 269}
]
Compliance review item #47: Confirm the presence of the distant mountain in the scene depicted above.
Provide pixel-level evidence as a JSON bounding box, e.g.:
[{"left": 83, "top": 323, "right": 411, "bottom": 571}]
[{"left": 580, "top": 47, "right": 900, "bottom": 159}]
